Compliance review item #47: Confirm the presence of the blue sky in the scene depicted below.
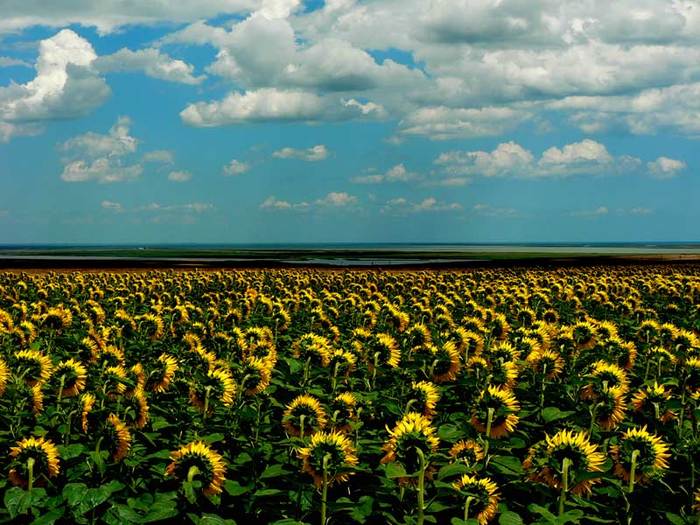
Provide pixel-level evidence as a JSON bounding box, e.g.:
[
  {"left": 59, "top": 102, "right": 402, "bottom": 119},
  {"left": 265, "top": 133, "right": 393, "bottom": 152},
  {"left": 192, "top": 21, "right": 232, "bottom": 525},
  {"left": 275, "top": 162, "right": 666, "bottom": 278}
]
[{"left": 1, "top": 0, "right": 699, "bottom": 244}]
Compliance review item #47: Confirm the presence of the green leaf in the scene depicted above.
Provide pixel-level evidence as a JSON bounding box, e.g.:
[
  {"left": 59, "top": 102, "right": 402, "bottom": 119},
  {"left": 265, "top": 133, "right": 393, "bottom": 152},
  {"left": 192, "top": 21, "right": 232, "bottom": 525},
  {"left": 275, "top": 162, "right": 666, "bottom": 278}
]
[
  {"left": 253, "top": 489, "right": 283, "bottom": 497},
  {"left": 202, "top": 433, "right": 225, "bottom": 444},
  {"left": 5, "top": 487, "right": 33, "bottom": 519},
  {"left": 223, "top": 480, "right": 250, "bottom": 496},
  {"left": 541, "top": 407, "right": 576, "bottom": 423},
  {"left": 437, "top": 463, "right": 468, "bottom": 480},
  {"left": 489, "top": 455, "right": 524, "bottom": 476},
  {"left": 437, "top": 424, "right": 463, "bottom": 440},
  {"left": 30, "top": 508, "right": 65, "bottom": 525},
  {"left": 665, "top": 513, "right": 686, "bottom": 525},
  {"left": 499, "top": 511, "right": 524, "bottom": 525},
  {"left": 385, "top": 462, "right": 409, "bottom": 479},
  {"left": 57, "top": 444, "right": 85, "bottom": 460},
  {"left": 260, "top": 464, "right": 292, "bottom": 479}
]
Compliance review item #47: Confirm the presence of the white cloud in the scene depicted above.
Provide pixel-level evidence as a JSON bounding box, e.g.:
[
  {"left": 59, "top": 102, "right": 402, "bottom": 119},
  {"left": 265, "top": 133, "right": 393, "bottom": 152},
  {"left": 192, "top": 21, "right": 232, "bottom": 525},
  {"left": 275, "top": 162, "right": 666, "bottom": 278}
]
[
  {"left": 435, "top": 139, "right": 646, "bottom": 180},
  {"left": 0, "top": 1, "right": 256, "bottom": 34},
  {"left": 0, "top": 29, "right": 109, "bottom": 135},
  {"left": 570, "top": 206, "right": 609, "bottom": 217},
  {"left": 95, "top": 48, "right": 205, "bottom": 84},
  {"left": 102, "top": 201, "right": 214, "bottom": 214},
  {"left": 100, "top": 200, "right": 123, "bottom": 212},
  {"left": 59, "top": 116, "right": 143, "bottom": 183},
  {"left": 381, "top": 196, "right": 462, "bottom": 215},
  {"left": 273, "top": 144, "right": 329, "bottom": 161},
  {"left": 168, "top": 170, "right": 192, "bottom": 182},
  {"left": 399, "top": 106, "right": 531, "bottom": 140},
  {"left": 181, "top": 88, "right": 326, "bottom": 126},
  {"left": 0, "top": 56, "right": 31, "bottom": 68},
  {"left": 260, "top": 191, "right": 358, "bottom": 211},
  {"left": 143, "top": 150, "right": 174, "bottom": 163},
  {"left": 223, "top": 159, "right": 251, "bottom": 175},
  {"left": 629, "top": 207, "right": 653, "bottom": 215},
  {"left": 352, "top": 163, "right": 419, "bottom": 184},
  {"left": 473, "top": 204, "right": 519, "bottom": 218},
  {"left": 647, "top": 156, "right": 686, "bottom": 179}
]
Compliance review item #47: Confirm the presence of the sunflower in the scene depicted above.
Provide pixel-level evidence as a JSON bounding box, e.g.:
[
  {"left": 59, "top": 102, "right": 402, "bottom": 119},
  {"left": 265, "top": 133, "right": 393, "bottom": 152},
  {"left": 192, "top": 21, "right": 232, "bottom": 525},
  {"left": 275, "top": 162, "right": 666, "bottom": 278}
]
[
  {"left": 368, "top": 333, "right": 401, "bottom": 368},
  {"left": 526, "top": 349, "right": 564, "bottom": 380},
  {"left": 452, "top": 475, "right": 500, "bottom": 525},
  {"left": 330, "top": 392, "right": 358, "bottom": 433},
  {"left": 449, "top": 440, "right": 485, "bottom": 467},
  {"left": 297, "top": 431, "right": 359, "bottom": 487},
  {"left": 489, "top": 360, "right": 519, "bottom": 391},
  {"left": 470, "top": 386, "right": 520, "bottom": 439},
  {"left": 610, "top": 426, "right": 671, "bottom": 485},
  {"left": 523, "top": 430, "right": 605, "bottom": 495},
  {"left": 283, "top": 394, "right": 327, "bottom": 437},
  {"left": 190, "top": 367, "right": 236, "bottom": 411},
  {"left": 405, "top": 323, "right": 433, "bottom": 350},
  {"left": 103, "top": 365, "right": 128, "bottom": 398},
  {"left": 14, "top": 349, "right": 52, "bottom": 386},
  {"left": 8, "top": 436, "right": 61, "bottom": 487},
  {"left": 139, "top": 313, "right": 165, "bottom": 340},
  {"left": 631, "top": 382, "right": 677, "bottom": 423},
  {"left": 105, "top": 414, "right": 131, "bottom": 462},
  {"left": 594, "top": 385, "right": 627, "bottom": 431},
  {"left": 148, "top": 353, "right": 178, "bottom": 393},
  {"left": 581, "top": 360, "right": 629, "bottom": 399},
  {"left": 0, "top": 358, "right": 9, "bottom": 396},
  {"left": 572, "top": 321, "right": 597, "bottom": 350},
  {"left": 124, "top": 388, "right": 150, "bottom": 429},
  {"left": 411, "top": 381, "right": 440, "bottom": 418},
  {"left": 292, "top": 333, "right": 332, "bottom": 367},
  {"left": 381, "top": 412, "right": 440, "bottom": 484},
  {"left": 126, "top": 363, "right": 147, "bottom": 395},
  {"left": 50, "top": 358, "right": 87, "bottom": 398},
  {"left": 430, "top": 341, "right": 461, "bottom": 383},
  {"left": 81, "top": 392, "right": 97, "bottom": 433},
  {"left": 240, "top": 357, "right": 272, "bottom": 396},
  {"left": 329, "top": 348, "right": 357, "bottom": 376},
  {"left": 166, "top": 441, "right": 227, "bottom": 497},
  {"left": 42, "top": 306, "right": 73, "bottom": 330}
]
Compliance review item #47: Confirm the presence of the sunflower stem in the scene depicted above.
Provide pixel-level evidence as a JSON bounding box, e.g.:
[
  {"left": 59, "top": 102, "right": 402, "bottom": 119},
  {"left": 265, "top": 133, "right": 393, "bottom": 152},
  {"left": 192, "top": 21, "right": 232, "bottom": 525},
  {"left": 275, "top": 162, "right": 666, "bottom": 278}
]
[
  {"left": 628, "top": 449, "right": 640, "bottom": 493},
  {"left": 416, "top": 447, "right": 427, "bottom": 525},
  {"left": 57, "top": 374, "right": 65, "bottom": 404},
  {"left": 558, "top": 457, "right": 571, "bottom": 516},
  {"left": 27, "top": 457, "right": 35, "bottom": 491},
  {"left": 300, "top": 414, "right": 306, "bottom": 439},
  {"left": 203, "top": 385, "right": 212, "bottom": 420},
  {"left": 539, "top": 364, "right": 547, "bottom": 415},
  {"left": 483, "top": 407, "right": 494, "bottom": 458},
  {"left": 463, "top": 495, "right": 474, "bottom": 522},
  {"left": 320, "top": 454, "right": 331, "bottom": 525},
  {"left": 187, "top": 465, "right": 200, "bottom": 483}
]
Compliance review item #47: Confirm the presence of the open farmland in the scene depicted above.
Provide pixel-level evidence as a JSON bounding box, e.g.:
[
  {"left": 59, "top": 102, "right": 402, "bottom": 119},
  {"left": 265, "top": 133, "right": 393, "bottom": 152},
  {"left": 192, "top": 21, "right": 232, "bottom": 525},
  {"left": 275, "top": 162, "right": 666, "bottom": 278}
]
[{"left": 0, "top": 265, "right": 699, "bottom": 524}]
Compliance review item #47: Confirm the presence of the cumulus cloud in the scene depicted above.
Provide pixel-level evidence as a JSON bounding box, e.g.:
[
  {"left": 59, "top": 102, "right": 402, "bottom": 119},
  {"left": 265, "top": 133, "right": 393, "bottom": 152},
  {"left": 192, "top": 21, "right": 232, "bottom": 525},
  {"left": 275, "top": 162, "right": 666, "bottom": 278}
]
[
  {"left": 0, "top": 1, "right": 256, "bottom": 34},
  {"left": 434, "top": 139, "right": 649, "bottom": 181},
  {"left": 59, "top": 116, "right": 143, "bottom": 183},
  {"left": 352, "top": 163, "right": 419, "bottom": 184},
  {"left": 273, "top": 144, "right": 329, "bottom": 161},
  {"left": 0, "top": 56, "right": 31, "bottom": 68},
  {"left": 100, "top": 200, "right": 123, "bottom": 212},
  {"left": 260, "top": 191, "right": 358, "bottom": 211},
  {"left": 380, "top": 196, "right": 462, "bottom": 215},
  {"left": 0, "top": 29, "right": 110, "bottom": 140},
  {"left": 168, "top": 170, "right": 192, "bottom": 182},
  {"left": 647, "top": 156, "right": 687, "bottom": 179},
  {"left": 398, "top": 106, "right": 532, "bottom": 140},
  {"left": 95, "top": 48, "right": 204, "bottom": 84},
  {"left": 223, "top": 159, "right": 251, "bottom": 175},
  {"left": 570, "top": 206, "right": 610, "bottom": 217},
  {"left": 143, "top": 150, "right": 174, "bottom": 163}
]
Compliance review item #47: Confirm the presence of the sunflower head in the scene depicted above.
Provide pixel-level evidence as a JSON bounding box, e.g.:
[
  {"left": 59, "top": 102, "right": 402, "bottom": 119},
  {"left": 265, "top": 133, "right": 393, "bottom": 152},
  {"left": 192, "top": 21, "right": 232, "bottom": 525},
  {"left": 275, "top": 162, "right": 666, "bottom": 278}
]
[
  {"left": 104, "top": 413, "right": 132, "bottom": 462},
  {"left": 523, "top": 429, "right": 605, "bottom": 495},
  {"left": 411, "top": 381, "right": 441, "bottom": 418},
  {"left": 297, "top": 431, "right": 359, "bottom": 487},
  {"left": 240, "top": 356, "right": 272, "bottom": 396},
  {"left": 449, "top": 440, "right": 485, "bottom": 467},
  {"left": 381, "top": 412, "right": 439, "bottom": 479},
  {"left": 49, "top": 358, "right": 87, "bottom": 398},
  {"left": 452, "top": 475, "right": 500, "bottom": 525},
  {"left": 166, "top": 441, "right": 227, "bottom": 497},
  {"left": 9, "top": 437, "right": 61, "bottom": 487},
  {"left": 190, "top": 367, "right": 237, "bottom": 411},
  {"left": 367, "top": 333, "right": 401, "bottom": 368},
  {"left": 283, "top": 394, "right": 327, "bottom": 437},
  {"left": 610, "top": 426, "right": 670, "bottom": 485},
  {"left": 430, "top": 341, "right": 461, "bottom": 383},
  {"left": 330, "top": 392, "right": 358, "bottom": 433},
  {"left": 147, "top": 354, "right": 178, "bottom": 393},
  {"left": 13, "top": 349, "right": 53, "bottom": 386},
  {"left": 470, "top": 386, "right": 520, "bottom": 439}
]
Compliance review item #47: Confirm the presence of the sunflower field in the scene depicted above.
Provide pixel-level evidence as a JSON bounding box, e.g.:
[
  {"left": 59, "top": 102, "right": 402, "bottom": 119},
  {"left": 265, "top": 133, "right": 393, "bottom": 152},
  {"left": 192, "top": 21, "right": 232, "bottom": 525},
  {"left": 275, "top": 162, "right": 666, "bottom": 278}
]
[{"left": 0, "top": 266, "right": 699, "bottom": 525}]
